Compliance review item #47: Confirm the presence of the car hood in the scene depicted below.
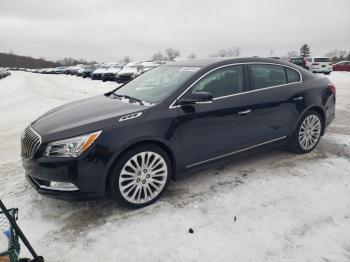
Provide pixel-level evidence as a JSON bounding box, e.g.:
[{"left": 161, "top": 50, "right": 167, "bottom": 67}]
[
  {"left": 105, "top": 68, "right": 122, "bottom": 73},
  {"left": 32, "top": 95, "right": 147, "bottom": 142},
  {"left": 118, "top": 67, "right": 137, "bottom": 76},
  {"left": 93, "top": 68, "right": 107, "bottom": 74}
]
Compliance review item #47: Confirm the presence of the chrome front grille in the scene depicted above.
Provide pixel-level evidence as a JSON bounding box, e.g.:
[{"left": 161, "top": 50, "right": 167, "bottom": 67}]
[{"left": 21, "top": 127, "right": 41, "bottom": 159}]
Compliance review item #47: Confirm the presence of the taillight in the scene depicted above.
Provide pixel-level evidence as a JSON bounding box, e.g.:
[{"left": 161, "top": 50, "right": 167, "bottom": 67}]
[{"left": 328, "top": 83, "right": 336, "bottom": 95}]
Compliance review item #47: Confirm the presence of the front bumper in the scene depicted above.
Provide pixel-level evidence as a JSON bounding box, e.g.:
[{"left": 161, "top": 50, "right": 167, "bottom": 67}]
[
  {"left": 310, "top": 67, "right": 333, "bottom": 73},
  {"left": 103, "top": 74, "right": 116, "bottom": 81},
  {"left": 22, "top": 152, "right": 109, "bottom": 200},
  {"left": 26, "top": 174, "right": 98, "bottom": 200},
  {"left": 92, "top": 73, "right": 102, "bottom": 80}
]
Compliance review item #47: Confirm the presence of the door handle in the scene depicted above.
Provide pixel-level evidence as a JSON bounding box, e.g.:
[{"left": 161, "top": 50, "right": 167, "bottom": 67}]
[
  {"left": 293, "top": 96, "right": 303, "bottom": 101},
  {"left": 237, "top": 109, "right": 252, "bottom": 115}
]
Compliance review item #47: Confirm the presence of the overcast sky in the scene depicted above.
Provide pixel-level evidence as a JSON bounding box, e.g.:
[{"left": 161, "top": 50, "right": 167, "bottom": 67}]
[{"left": 0, "top": 0, "right": 349, "bottom": 62}]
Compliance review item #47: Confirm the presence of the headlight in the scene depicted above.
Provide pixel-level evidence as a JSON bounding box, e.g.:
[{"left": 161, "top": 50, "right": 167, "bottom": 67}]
[{"left": 44, "top": 131, "right": 101, "bottom": 157}]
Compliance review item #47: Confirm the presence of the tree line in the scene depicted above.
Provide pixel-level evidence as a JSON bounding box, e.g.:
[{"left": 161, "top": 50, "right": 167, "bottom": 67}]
[
  {"left": 2, "top": 44, "right": 349, "bottom": 69},
  {"left": 286, "top": 44, "right": 350, "bottom": 62}
]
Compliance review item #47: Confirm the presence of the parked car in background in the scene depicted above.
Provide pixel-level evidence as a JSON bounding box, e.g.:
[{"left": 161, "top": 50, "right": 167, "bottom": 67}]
[
  {"left": 115, "top": 62, "right": 141, "bottom": 83},
  {"left": 289, "top": 57, "right": 307, "bottom": 69},
  {"left": 53, "top": 67, "right": 67, "bottom": 74},
  {"left": 305, "top": 57, "right": 333, "bottom": 74},
  {"left": 91, "top": 65, "right": 109, "bottom": 80},
  {"left": 69, "top": 65, "right": 84, "bottom": 75},
  {"left": 139, "top": 61, "right": 162, "bottom": 73},
  {"left": 333, "top": 61, "right": 350, "bottom": 72},
  {"left": 76, "top": 66, "right": 86, "bottom": 77},
  {"left": 82, "top": 65, "right": 99, "bottom": 78},
  {"left": 64, "top": 66, "right": 75, "bottom": 75},
  {"left": 0, "top": 68, "right": 11, "bottom": 79},
  {"left": 115, "top": 62, "right": 160, "bottom": 83},
  {"left": 102, "top": 64, "right": 123, "bottom": 82},
  {"left": 21, "top": 58, "right": 335, "bottom": 207}
]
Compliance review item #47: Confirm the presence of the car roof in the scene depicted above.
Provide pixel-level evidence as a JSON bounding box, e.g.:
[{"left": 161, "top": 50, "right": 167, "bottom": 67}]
[{"left": 167, "top": 57, "right": 295, "bottom": 68}]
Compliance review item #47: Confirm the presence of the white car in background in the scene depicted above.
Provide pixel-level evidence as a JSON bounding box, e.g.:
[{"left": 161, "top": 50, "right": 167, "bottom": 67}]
[
  {"left": 115, "top": 62, "right": 140, "bottom": 83},
  {"left": 91, "top": 65, "right": 109, "bottom": 80},
  {"left": 0, "top": 68, "right": 11, "bottom": 79},
  {"left": 305, "top": 57, "right": 333, "bottom": 75},
  {"left": 102, "top": 64, "right": 123, "bottom": 82},
  {"left": 115, "top": 61, "right": 161, "bottom": 83}
]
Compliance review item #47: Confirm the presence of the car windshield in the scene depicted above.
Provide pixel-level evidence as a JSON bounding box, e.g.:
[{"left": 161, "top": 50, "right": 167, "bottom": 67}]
[
  {"left": 314, "top": 58, "right": 330, "bottom": 62},
  {"left": 113, "top": 65, "right": 201, "bottom": 104}
]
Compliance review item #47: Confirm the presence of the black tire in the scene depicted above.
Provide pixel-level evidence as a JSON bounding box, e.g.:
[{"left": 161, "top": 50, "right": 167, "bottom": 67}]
[
  {"left": 108, "top": 144, "right": 171, "bottom": 208},
  {"left": 289, "top": 110, "right": 323, "bottom": 154},
  {"left": 324, "top": 72, "right": 331, "bottom": 75},
  {"left": 102, "top": 79, "right": 106, "bottom": 82}
]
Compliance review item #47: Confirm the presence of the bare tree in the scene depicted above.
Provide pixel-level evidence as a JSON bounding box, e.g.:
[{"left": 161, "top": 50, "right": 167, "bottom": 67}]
[
  {"left": 187, "top": 53, "right": 197, "bottom": 59},
  {"left": 325, "top": 49, "right": 348, "bottom": 62},
  {"left": 152, "top": 51, "right": 166, "bottom": 61},
  {"left": 211, "top": 46, "right": 241, "bottom": 57},
  {"left": 165, "top": 48, "right": 181, "bottom": 61},
  {"left": 120, "top": 56, "right": 132, "bottom": 65}
]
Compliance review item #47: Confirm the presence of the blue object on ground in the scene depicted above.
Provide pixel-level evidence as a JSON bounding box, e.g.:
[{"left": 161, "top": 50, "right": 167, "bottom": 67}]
[{"left": 3, "top": 229, "right": 10, "bottom": 239}]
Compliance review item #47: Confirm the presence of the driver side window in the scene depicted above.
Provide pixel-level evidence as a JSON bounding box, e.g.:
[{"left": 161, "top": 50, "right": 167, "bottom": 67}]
[{"left": 192, "top": 65, "right": 244, "bottom": 98}]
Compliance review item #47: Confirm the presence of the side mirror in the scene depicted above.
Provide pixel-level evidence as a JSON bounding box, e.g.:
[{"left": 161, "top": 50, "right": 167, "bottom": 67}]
[{"left": 178, "top": 92, "right": 213, "bottom": 106}]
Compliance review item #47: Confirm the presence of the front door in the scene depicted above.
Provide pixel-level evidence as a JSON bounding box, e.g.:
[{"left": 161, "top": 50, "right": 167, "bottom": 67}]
[{"left": 175, "top": 65, "right": 254, "bottom": 168}]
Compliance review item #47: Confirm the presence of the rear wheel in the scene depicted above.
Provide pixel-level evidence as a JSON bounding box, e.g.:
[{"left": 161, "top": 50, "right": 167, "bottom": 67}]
[
  {"left": 109, "top": 145, "right": 171, "bottom": 208},
  {"left": 290, "top": 110, "right": 323, "bottom": 154}
]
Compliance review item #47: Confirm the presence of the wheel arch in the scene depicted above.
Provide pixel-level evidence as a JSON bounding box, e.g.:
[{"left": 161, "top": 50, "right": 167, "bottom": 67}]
[
  {"left": 294, "top": 105, "right": 326, "bottom": 136},
  {"left": 105, "top": 139, "right": 177, "bottom": 193}
]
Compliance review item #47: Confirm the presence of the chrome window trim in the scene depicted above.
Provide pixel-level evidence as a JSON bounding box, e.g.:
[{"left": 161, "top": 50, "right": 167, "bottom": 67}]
[
  {"left": 185, "top": 136, "right": 287, "bottom": 168},
  {"left": 169, "top": 62, "right": 302, "bottom": 109}
]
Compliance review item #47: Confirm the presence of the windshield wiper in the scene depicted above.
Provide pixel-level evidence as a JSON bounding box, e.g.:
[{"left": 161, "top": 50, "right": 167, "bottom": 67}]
[{"left": 112, "top": 93, "right": 145, "bottom": 106}]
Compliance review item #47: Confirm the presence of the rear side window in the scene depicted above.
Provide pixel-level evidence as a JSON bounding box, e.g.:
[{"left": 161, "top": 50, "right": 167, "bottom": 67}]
[
  {"left": 192, "top": 65, "right": 244, "bottom": 98},
  {"left": 250, "top": 64, "right": 287, "bottom": 90},
  {"left": 285, "top": 68, "right": 300, "bottom": 83},
  {"left": 314, "top": 58, "right": 330, "bottom": 62}
]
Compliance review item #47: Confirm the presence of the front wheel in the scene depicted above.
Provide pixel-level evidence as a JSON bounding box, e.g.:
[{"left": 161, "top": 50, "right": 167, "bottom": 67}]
[
  {"left": 109, "top": 145, "right": 171, "bottom": 208},
  {"left": 290, "top": 110, "right": 323, "bottom": 154}
]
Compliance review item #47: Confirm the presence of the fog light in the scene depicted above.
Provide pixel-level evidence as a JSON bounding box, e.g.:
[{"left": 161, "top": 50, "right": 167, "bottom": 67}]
[{"left": 49, "top": 182, "right": 79, "bottom": 191}]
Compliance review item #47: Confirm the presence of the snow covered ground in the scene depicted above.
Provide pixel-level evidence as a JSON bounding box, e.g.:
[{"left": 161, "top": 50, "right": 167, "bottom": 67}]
[{"left": 0, "top": 71, "right": 350, "bottom": 262}]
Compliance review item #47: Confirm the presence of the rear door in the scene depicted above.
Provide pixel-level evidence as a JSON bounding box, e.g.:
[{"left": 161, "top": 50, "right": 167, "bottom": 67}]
[{"left": 248, "top": 64, "right": 302, "bottom": 144}]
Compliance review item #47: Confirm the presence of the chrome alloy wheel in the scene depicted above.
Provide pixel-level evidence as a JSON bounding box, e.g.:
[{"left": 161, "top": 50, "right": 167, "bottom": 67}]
[
  {"left": 119, "top": 151, "right": 168, "bottom": 204},
  {"left": 298, "top": 114, "right": 322, "bottom": 151}
]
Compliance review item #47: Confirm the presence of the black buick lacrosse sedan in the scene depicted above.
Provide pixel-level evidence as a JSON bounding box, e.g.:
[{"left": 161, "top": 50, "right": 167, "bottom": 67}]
[{"left": 22, "top": 57, "right": 336, "bottom": 207}]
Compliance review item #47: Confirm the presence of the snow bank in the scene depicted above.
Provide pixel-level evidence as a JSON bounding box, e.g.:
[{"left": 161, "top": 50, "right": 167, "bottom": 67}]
[{"left": 0, "top": 71, "right": 349, "bottom": 261}]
